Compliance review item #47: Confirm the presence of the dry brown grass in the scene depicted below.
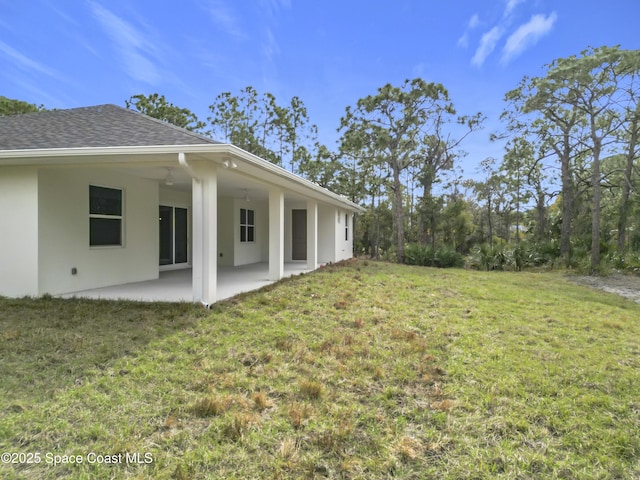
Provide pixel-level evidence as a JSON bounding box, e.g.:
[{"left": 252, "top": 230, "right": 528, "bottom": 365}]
[
  {"left": 190, "top": 394, "right": 231, "bottom": 417},
  {"left": 288, "top": 402, "right": 312, "bottom": 429},
  {"left": 393, "top": 435, "right": 424, "bottom": 461},
  {"left": 299, "top": 379, "right": 324, "bottom": 399},
  {"left": 252, "top": 391, "right": 271, "bottom": 411}
]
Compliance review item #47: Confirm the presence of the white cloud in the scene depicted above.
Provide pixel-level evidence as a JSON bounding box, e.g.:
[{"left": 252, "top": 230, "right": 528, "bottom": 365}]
[
  {"left": 504, "top": 0, "right": 524, "bottom": 17},
  {"left": 202, "top": 0, "right": 247, "bottom": 40},
  {"left": 471, "top": 26, "right": 503, "bottom": 67},
  {"left": 0, "top": 41, "right": 75, "bottom": 98},
  {"left": 258, "top": 0, "right": 290, "bottom": 64},
  {"left": 0, "top": 40, "right": 59, "bottom": 77},
  {"left": 2, "top": 70, "right": 67, "bottom": 106},
  {"left": 468, "top": 13, "right": 480, "bottom": 29},
  {"left": 263, "top": 27, "right": 280, "bottom": 61},
  {"left": 502, "top": 12, "right": 557, "bottom": 63},
  {"left": 457, "top": 13, "right": 480, "bottom": 48},
  {"left": 412, "top": 62, "right": 428, "bottom": 77},
  {"left": 260, "top": 0, "right": 291, "bottom": 19},
  {"left": 89, "top": 1, "right": 163, "bottom": 84}
]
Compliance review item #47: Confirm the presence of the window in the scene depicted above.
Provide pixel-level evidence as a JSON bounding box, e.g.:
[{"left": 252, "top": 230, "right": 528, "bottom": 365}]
[
  {"left": 240, "top": 208, "right": 255, "bottom": 243},
  {"left": 90, "top": 185, "right": 123, "bottom": 246},
  {"left": 345, "top": 213, "right": 349, "bottom": 241}
]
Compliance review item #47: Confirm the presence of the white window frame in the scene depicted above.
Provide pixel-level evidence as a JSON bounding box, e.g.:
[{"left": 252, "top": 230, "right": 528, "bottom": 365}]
[
  {"left": 345, "top": 213, "right": 349, "bottom": 241},
  {"left": 240, "top": 208, "right": 255, "bottom": 243},
  {"left": 89, "top": 185, "right": 124, "bottom": 248}
]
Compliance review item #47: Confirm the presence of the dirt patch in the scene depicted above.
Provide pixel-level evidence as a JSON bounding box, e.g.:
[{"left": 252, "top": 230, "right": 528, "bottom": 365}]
[{"left": 567, "top": 273, "right": 640, "bottom": 304}]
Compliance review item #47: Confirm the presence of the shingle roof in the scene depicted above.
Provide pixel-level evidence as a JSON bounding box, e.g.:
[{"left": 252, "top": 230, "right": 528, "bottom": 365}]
[{"left": 0, "top": 104, "right": 219, "bottom": 150}]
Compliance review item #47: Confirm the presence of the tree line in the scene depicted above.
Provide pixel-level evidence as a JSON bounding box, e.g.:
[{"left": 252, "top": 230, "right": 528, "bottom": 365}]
[{"left": 3, "top": 45, "right": 639, "bottom": 273}]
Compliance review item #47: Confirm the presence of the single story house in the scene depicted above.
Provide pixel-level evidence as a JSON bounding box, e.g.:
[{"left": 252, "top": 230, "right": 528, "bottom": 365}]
[{"left": 0, "top": 105, "right": 363, "bottom": 305}]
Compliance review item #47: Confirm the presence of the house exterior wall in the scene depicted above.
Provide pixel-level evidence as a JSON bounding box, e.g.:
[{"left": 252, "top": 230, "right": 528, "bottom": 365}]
[
  {"left": 318, "top": 204, "right": 336, "bottom": 264},
  {"left": 335, "top": 210, "right": 354, "bottom": 262},
  {"left": 216, "top": 197, "right": 268, "bottom": 267},
  {"left": 0, "top": 167, "right": 39, "bottom": 297},
  {"left": 37, "top": 167, "right": 159, "bottom": 296},
  {"left": 217, "top": 196, "right": 234, "bottom": 266},
  {"left": 260, "top": 203, "right": 269, "bottom": 262},
  {"left": 159, "top": 187, "right": 191, "bottom": 206},
  {"left": 234, "top": 198, "right": 268, "bottom": 266}
]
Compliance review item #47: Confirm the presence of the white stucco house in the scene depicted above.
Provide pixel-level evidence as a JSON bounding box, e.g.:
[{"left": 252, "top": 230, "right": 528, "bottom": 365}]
[{"left": 0, "top": 105, "right": 363, "bottom": 305}]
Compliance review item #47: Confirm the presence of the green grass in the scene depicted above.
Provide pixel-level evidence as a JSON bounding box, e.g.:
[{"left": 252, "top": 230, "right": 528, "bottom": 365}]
[{"left": 1, "top": 260, "right": 639, "bottom": 479}]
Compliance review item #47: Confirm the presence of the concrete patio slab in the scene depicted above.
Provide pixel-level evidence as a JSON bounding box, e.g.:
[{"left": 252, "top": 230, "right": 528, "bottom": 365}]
[{"left": 59, "top": 262, "right": 312, "bottom": 303}]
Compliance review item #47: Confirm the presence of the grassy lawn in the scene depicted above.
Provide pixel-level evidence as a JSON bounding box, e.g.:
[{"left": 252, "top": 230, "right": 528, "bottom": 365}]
[{"left": 1, "top": 260, "right": 639, "bottom": 479}]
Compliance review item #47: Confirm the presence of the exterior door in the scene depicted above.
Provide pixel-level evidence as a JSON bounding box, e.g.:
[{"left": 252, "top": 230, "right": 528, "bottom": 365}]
[
  {"left": 292, "top": 209, "right": 307, "bottom": 261},
  {"left": 159, "top": 206, "right": 188, "bottom": 266}
]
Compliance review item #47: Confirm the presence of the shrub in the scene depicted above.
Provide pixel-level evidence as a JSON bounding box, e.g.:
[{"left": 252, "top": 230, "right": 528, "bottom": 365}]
[
  {"left": 403, "top": 244, "right": 464, "bottom": 268},
  {"left": 404, "top": 243, "right": 434, "bottom": 266},
  {"left": 434, "top": 246, "right": 465, "bottom": 268},
  {"left": 512, "top": 244, "right": 526, "bottom": 271},
  {"left": 466, "top": 244, "right": 496, "bottom": 271},
  {"left": 606, "top": 251, "right": 640, "bottom": 273},
  {"left": 467, "top": 241, "right": 565, "bottom": 271},
  {"left": 491, "top": 245, "right": 509, "bottom": 270},
  {"left": 523, "top": 240, "right": 560, "bottom": 267}
]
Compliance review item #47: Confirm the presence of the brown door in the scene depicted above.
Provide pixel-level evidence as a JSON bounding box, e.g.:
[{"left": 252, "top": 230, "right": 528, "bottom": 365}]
[{"left": 292, "top": 209, "right": 307, "bottom": 260}]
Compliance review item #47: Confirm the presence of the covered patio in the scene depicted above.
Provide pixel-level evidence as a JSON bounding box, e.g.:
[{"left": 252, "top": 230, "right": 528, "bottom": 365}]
[
  {"left": 0, "top": 106, "right": 364, "bottom": 302},
  {"left": 60, "top": 263, "right": 313, "bottom": 303}
]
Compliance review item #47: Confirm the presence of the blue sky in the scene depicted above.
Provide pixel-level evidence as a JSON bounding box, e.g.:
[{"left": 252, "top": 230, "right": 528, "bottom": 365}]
[{"left": 1, "top": 0, "right": 638, "bottom": 178}]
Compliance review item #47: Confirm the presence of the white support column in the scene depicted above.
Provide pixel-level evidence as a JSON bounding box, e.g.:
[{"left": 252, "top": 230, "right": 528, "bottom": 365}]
[
  {"left": 191, "top": 163, "right": 217, "bottom": 306},
  {"left": 307, "top": 200, "right": 318, "bottom": 270},
  {"left": 192, "top": 177, "right": 204, "bottom": 302},
  {"left": 269, "top": 188, "right": 284, "bottom": 281}
]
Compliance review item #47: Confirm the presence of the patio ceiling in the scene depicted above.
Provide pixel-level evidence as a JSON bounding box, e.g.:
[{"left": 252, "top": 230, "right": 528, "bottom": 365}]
[{"left": 114, "top": 164, "right": 277, "bottom": 201}]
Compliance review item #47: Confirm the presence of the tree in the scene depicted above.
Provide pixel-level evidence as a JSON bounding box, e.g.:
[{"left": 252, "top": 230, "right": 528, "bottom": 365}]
[
  {"left": 338, "top": 126, "right": 389, "bottom": 257},
  {"left": 499, "top": 136, "right": 547, "bottom": 243},
  {"left": 286, "top": 96, "right": 317, "bottom": 174},
  {"left": 339, "top": 78, "right": 454, "bottom": 262},
  {"left": 0, "top": 96, "right": 44, "bottom": 116},
  {"left": 518, "top": 47, "right": 640, "bottom": 270},
  {"left": 555, "top": 47, "right": 623, "bottom": 270},
  {"left": 503, "top": 78, "right": 583, "bottom": 264},
  {"left": 470, "top": 157, "right": 510, "bottom": 245},
  {"left": 439, "top": 194, "right": 474, "bottom": 252},
  {"left": 125, "top": 94, "right": 204, "bottom": 132},
  {"left": 615, "top": 56, "right": 640, "bottom": 252},
  {"left": 208, "top": 87, "right": 319, "bottom": 169},
  {"left": 526, "top": 140, "right": 553, "bottom": 242},
  {"left": 299, "top": 143, "right": 343, "bottom": 190},
  {"left": 415, "top": 111, "right": 484, "bottom": 247},
  {"left": 208, "top": 89, "right": 257, "bottom": 151}
]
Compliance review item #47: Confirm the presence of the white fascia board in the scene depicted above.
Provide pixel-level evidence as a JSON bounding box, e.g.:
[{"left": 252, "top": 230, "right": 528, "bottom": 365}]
[
  {"left": 0, "top": 144, "right": 365, "bottom": 213},
  {"left": 0, "top": 145, "right": 198, "bottom": 162}
]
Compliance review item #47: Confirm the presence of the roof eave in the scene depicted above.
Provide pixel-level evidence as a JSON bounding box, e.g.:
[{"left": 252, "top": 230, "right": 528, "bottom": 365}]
[{"left": 0, "top": 144, "right": 365, "bottom": 212}]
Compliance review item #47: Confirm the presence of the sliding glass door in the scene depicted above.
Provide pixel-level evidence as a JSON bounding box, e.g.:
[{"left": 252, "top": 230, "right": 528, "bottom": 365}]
[{"left": 159, "top": 205, "right": 188, "bottom": 266}]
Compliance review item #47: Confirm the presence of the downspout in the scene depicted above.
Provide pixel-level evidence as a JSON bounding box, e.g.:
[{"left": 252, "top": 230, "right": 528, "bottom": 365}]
[{"left": 178, "top": 152, "right": 200, "bottom": 183}]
